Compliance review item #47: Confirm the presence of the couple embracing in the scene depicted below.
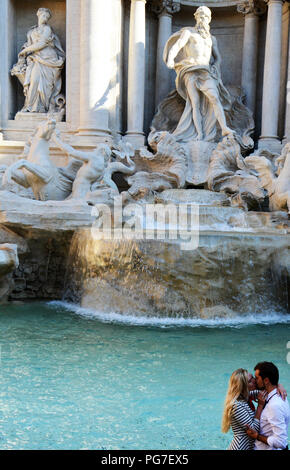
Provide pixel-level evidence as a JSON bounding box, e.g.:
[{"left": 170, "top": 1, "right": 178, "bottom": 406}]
[{"left": 222, "top": 362, "right": 290, "bottom": 450}]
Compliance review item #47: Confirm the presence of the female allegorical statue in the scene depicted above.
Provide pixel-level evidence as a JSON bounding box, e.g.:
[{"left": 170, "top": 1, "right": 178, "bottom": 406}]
[{"left": 11, "top": 8, "right": 65, "bottom": 115}]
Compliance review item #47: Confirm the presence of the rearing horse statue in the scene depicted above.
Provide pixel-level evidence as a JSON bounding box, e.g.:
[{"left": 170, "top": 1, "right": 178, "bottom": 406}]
[{"left": 3, "top": 119, "right": 81, "bottom": 201}]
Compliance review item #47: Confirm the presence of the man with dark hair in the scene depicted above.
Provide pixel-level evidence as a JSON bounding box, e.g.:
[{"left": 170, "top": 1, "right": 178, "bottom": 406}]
[
  {"left": 246, "top": 362, "right": 290, "bottom": 450},
  {"left": 255, "top": 362, "right": 279, "bottom": 387}
]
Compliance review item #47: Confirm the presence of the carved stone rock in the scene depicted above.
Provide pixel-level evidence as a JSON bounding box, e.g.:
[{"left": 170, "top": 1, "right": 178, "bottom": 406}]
[
  {"left": 154, "top": 189, "right": 231, "bottom": 207},
  {"left": 186, "top": 141, "right": 216, "bottom": 186},
  {"left": 0, "top": 243, "right": 19, "bottom": 302},
  {"left": 123, "top": 131, "right": 187, "bottom": 202},
  {"left": 207, "top": 134, "right": 266, "bottom": 209},
  {"left": 245, "top": 143, "right": 290, "bottom": 214},
  {"left": 64, "top": 206, "right": 290, "bottom": 317},
  {"left": 0, "top": 191, "right": 93, "bottom": 233}
]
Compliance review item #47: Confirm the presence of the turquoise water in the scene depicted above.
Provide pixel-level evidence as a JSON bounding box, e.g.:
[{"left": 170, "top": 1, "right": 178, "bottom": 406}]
[{"left": 0, "top": 301, "right": 289, "bottom": 450}]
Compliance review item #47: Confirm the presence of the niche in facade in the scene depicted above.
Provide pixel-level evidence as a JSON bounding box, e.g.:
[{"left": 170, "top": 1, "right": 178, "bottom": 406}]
[{"left": 9, "top": 0, "right": 66, "bottom": 120}]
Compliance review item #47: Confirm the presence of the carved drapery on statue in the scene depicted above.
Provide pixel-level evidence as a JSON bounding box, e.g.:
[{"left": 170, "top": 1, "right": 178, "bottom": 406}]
[
  {"left": 11, "top": 8, "right": 65, "bottom": 116},
  {"left": 163, "top": 31, "right": 232, "bottom": 142}
]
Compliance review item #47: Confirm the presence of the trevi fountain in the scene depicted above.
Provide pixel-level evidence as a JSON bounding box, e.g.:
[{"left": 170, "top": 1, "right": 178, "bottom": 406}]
[{"left": 0, "top": 0, "right": 289, "bottom": 450}]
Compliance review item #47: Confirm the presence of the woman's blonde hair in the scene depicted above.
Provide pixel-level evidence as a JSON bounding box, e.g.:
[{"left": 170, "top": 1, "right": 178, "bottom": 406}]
[{"left": 221, "top": 368, "right": 249, "bottom": 433}]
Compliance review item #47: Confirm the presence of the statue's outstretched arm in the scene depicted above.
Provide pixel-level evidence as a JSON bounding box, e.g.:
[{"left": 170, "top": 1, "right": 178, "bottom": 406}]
[
  {"left": 20, "top": 41, "right": 47, "bottom": 56},
  {"left": 167, "top": 30, "right": 191, "bottom": 68},
  {"left": 20, "top": 26, "right": 52, "bottom": 56},
  {"left": 102, "top": 165, "right": 119, "bottom": 192},
  {"left": 52, "top": 134, "right": 90, "bottom": 163},
  {"left": 103, "top": 160, "right": 136, "bottom": 192}
]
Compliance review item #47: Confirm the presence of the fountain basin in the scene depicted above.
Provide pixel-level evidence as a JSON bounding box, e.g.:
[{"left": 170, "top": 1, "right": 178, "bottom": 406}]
[
  {"left": 0, "top": 301, "right": 289, "bottom": 450},
  {"left": 0, "top": 189, "right": 288, "bottom": 315}
]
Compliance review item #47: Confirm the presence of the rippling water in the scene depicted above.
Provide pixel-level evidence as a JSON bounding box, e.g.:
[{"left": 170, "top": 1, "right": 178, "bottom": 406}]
[{"left": 0, "top": 302, "right": 289, "bottom": 450}]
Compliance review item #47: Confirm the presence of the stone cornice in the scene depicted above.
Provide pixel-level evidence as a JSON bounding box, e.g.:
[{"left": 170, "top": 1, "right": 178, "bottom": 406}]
[
  {"left": 151, "top": 0, "right": 181, "bottom": 16},
  {"left": 181, "top": 1, "right": 236, "bottom": 5},
  {"left": 180, "top": 1, "right": 239, "bottom": 6},
  {"left": 263, "top": 0, "right": 286, "bottom": 4},
  {"left": 237, "top": 0, "right": 267, "bottom": 15}
]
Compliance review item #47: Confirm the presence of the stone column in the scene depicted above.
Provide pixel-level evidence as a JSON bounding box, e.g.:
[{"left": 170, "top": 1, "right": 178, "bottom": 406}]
[
  {"left": 108, "top": 0, "right": 124, "bottom": 140},
  {"left": 0, "top": 0, "right": 5, "bottom": 139},
  {"left": 77, "top": 0, "right": 114, "bottom": 143},
  {"left": 284, "top": 82, "right": 290, "bottom": 143},
  {"left": 126, "top": 0, "right": 147, "bottom": 148},
  {"left": 282, "top": 2, "right": 290, "bottom": 143},
  {"left": 0, "top": 0, "right": 4, "bottom": 138},
  {"left": 0, "top": 0, "right": 15, "bottom": 133},
  {"left": 66, "top": 0, "right": 81, "bottom": 132},
  {"left": 152, "top": 1, "right": 180, "bottom": 109},
  {"left": 259, "top": 0, "right": 285, "bottom": 151},
  {"left": 237, "top": 1, "right": 266, "bottom": 114}
]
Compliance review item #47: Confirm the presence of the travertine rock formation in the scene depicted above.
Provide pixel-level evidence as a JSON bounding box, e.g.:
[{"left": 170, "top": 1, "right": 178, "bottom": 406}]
[
  {"left": 0, "top": 243, "right": 19, "bottom": 302},
  {"left": 245, "top": 143, "right": 290, "bottom": 214},
  {"left": 207, "top": 134, "right": 266, "bottom": 209},
  {"left": 123, "top": 131, "right": 187, "bottom": 202},
  {"left": 0, "top": 188, "right": 289, "bottom": 313}
]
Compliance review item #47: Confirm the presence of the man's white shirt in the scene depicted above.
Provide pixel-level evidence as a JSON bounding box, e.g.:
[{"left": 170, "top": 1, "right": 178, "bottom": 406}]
[{"left": 255, "top": 388, "right": 290, "bottom": 450}]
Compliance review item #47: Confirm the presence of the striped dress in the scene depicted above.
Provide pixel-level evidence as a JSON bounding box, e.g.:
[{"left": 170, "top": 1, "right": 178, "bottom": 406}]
[{"left": 228, "top": 393, "right": 260, "bottom": 450}]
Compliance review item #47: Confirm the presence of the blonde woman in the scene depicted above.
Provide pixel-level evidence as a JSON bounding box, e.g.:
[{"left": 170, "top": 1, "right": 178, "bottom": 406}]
[{"left": 222, "top": 368, "right": 266, "bottom": 450}]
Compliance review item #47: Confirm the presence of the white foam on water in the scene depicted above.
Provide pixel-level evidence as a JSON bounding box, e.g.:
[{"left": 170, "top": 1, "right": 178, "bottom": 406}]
[{"left": 48, "top": 301, "right": 290, "bottom": 329}]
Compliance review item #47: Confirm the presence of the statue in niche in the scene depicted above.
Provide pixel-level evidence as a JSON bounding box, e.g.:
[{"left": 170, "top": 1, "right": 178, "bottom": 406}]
[
  {"left": 11, "top": 8, "right": 65, "bottom": 116},
  {"left": 163, "top": 5, "right": 233, "bottom": 142},
  {"left": 152, "top": 5, "right": 254, "bottom": 186}
]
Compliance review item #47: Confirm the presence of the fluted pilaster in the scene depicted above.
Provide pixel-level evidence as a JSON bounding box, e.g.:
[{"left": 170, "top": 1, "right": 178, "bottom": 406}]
[
  {"left": 152, "top": 1, "right": 180, "bottom": 108},
  {"left": 259, "top": 0, "right": 285, "bottom": 151},
  {"left": 237, "top": 1, "right": 266, "bottom": 113},
  {"left": 126, "top": 0, "right": 147, "bottom": 148}
]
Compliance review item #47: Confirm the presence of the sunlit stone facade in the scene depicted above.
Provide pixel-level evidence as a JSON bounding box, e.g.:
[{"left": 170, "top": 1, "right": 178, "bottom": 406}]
[{"left": 0, "top": 0, "right": 290, "bottom": 158}]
